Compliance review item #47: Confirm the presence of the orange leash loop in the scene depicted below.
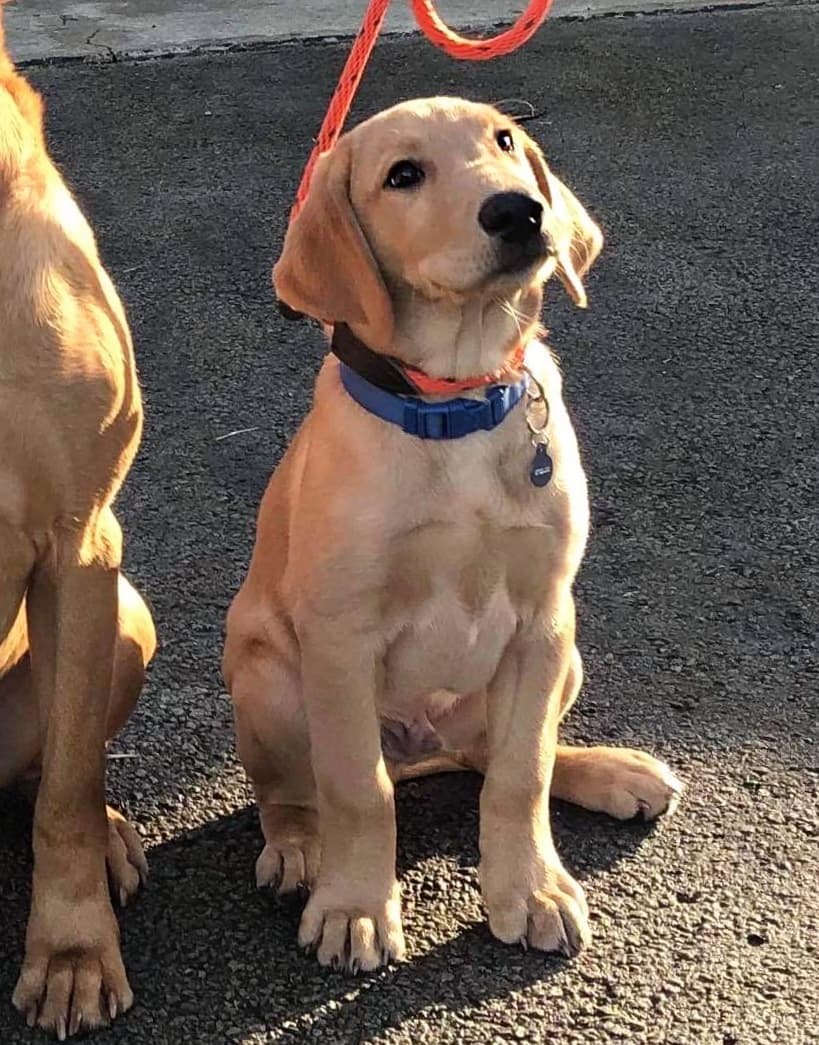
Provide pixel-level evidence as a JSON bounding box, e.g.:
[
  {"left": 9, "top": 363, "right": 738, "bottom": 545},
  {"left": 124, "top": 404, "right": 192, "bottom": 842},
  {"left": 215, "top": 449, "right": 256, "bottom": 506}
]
[
  {"left": 291, "top": 0, "right": 554, "bottom": 220},
  {"left": 411, "top": 0, "right": 554, "bottom": 60}
]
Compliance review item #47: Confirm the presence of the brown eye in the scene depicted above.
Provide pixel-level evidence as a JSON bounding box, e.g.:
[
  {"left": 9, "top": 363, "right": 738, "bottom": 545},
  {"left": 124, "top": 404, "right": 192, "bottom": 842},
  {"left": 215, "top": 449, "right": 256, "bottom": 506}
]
[
  {"left": 385, "top": 161, "right": 425, "bottom": 190},
  {"left": 496, "top": 129, "right": 515, "bottom": 153}
]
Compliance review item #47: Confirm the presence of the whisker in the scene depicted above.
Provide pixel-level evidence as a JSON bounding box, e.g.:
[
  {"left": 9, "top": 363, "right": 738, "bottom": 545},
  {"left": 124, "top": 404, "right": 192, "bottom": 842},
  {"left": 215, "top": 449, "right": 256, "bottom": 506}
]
[{"left": 499, "top": 300, "right": 526, "bottom": 343}]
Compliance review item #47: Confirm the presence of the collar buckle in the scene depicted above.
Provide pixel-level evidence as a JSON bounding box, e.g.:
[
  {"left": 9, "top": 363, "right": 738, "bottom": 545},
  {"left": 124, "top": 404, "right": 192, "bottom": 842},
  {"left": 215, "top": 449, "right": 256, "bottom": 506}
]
[
  {"left": 403, "top": 398, "right": 477, "bottom": 439},
  {"left": 402, "top": 387, "right": 519, "bottom": 439}
]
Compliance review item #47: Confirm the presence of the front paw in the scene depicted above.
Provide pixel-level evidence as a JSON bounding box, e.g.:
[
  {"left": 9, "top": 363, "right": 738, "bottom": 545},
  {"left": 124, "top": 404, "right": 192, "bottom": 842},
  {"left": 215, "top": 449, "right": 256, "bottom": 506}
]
[
  {"left": 483, "top": 859, "right": 590, "bottom": 958},
  {"left": 12, "top": 890, "right": 132, "bottom": 1037},
  {"left": 297, "top": 881, "right": 406, "bottom": 973}
]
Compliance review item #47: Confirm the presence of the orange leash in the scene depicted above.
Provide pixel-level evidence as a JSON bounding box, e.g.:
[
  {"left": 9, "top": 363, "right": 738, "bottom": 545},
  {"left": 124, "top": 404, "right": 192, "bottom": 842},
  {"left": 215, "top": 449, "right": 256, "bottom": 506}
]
[
  {"left": 291, "top": 0, "right": 554, "bottom": 220},
  {"left": 411, "top": 0, "right": 554, "bottom": 59}
]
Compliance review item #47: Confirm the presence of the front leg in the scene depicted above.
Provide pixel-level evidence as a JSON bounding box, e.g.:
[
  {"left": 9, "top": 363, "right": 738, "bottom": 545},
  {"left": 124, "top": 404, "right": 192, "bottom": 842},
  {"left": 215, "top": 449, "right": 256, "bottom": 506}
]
[
  {"left": 296, "top": 625, "right": 405, "bottom": 973},
  {"left": 13, "top": 512, "right": 133, "bottom": 1036},
  {"left": 480, "top": 596, "right": 590, "bottom": 957}
]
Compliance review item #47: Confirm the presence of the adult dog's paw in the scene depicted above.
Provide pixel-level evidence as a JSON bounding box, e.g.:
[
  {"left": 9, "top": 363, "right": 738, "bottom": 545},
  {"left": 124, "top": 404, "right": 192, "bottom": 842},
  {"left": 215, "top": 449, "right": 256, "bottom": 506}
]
[
  {"left": 13, "top": 891, "right": 132, "bottom": 1038},
  {"left": 106, "top": 806, "right": 148, "bottom": 908}
]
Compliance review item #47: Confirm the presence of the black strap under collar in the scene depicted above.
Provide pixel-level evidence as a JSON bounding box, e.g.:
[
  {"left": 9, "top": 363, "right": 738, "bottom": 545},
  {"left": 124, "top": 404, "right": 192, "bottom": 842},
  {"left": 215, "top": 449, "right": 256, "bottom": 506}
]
[
  {"left": 330, "top": 323, "right": 419, "bottom": 395},
  {"left": 278, "top": 301, "right": 419, "bottom": 395}
]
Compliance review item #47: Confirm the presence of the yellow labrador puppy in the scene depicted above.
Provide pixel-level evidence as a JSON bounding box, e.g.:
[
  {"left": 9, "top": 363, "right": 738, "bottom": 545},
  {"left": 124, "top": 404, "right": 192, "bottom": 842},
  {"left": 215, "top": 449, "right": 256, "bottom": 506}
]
[
  {"left": 1, "top": 11, "right": 155, "bottom": 1037},
  {"left": 223, "top": 97, "right": 682, "bottom": 972}
]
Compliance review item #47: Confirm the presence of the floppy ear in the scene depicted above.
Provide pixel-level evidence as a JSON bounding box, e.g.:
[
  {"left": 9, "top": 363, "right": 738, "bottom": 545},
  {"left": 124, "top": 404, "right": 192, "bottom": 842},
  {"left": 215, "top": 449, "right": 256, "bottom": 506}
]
[
  {"left": 524, "top": 138, "right": 603, "bottom": 308},
  {"left": 273, "top": 138, "right": 393, "bottom": 350}
]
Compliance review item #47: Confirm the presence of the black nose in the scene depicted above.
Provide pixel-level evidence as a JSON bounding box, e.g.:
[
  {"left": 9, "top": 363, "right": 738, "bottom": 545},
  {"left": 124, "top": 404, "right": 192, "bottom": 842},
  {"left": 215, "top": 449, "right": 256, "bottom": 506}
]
[{"left": 478, "top": 192, "right": 543, "bottom": 244}]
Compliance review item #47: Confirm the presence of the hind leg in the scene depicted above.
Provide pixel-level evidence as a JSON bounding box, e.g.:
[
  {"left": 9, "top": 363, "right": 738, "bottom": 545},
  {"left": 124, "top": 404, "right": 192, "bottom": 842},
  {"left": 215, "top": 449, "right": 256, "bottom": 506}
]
[
  {"left": 224, "top": 629, "right": 319, "bottom": 897},
  {"left": 101, "top": 573, "right": 156, "bottom": 904},
  {"left": 551, "top": 646, "right": 683, "bottom": 820},
  {"left": 389, "top": 650, "right": 682, "bottom": 821},
  {"left": 0, "top": 522, "right": 34, "bottom": 648},
  {"left": 0, "top": 644, "right": 41, "bottom": 790}
]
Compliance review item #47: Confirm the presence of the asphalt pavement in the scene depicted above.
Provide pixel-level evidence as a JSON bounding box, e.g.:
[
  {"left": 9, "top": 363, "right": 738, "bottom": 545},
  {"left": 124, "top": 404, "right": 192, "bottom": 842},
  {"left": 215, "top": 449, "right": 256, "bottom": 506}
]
[
  {"left": 1, "top": 4, "right": 818, "bottom": 1044},
  {"left": 4, "top": 0, "right": 756, "bottom": 62}
]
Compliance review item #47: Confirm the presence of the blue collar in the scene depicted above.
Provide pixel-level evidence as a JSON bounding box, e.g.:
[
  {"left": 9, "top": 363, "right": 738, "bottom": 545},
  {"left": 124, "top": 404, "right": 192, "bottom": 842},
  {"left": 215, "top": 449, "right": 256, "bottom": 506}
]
[{"left": 339, "top": 362, "right": 527, "bottom": 440}]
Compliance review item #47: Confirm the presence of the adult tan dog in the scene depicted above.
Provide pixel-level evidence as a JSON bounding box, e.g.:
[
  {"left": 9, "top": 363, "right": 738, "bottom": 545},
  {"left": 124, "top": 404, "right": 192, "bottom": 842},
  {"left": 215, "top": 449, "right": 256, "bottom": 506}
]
[
  {"left": 0, "top": 11, "right": 155, "bottom": 1038},
  {"left": 223, "top": 96, "right": 682, "bottom": 972}
]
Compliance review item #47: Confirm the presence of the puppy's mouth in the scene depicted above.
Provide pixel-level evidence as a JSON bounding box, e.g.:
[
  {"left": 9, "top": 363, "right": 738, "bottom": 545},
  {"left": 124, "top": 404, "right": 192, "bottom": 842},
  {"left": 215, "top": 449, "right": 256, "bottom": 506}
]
[
  {"left": 492, "top": 232, "right": 553, "bottom": 278},
  {"left": 413, "top": 236, "right": 556, "bottom": 301}
]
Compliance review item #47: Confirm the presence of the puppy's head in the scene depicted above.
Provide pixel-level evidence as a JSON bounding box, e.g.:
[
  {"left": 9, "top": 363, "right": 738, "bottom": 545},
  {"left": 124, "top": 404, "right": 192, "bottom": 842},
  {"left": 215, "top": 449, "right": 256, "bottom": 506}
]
[{"left": 274, "top": 97, "right": 602, "bottom": 353}]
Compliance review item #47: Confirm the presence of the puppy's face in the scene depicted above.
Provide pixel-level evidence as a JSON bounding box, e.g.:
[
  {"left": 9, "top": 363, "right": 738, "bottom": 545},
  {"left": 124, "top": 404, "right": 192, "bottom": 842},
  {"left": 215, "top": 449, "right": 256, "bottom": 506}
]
[
  {"left": 349, "top": 99, "right": 555, "bottom": 299},
  {"left": 274, "top": 97, "right": 602, "bottom": 352}
]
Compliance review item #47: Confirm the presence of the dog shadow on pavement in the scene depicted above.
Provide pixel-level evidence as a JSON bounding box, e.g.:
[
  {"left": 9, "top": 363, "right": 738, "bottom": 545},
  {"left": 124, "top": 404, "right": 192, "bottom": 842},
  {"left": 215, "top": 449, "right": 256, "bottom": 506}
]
[{"left": 0, "top": 770, "right": 656, "bottom": 1044}]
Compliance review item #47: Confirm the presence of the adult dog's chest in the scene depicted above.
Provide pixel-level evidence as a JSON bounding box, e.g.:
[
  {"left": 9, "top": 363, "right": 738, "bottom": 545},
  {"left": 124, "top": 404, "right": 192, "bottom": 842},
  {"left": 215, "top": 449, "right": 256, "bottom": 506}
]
[{"left": 379, "top": 400, "right": 588, "bottom": 706}]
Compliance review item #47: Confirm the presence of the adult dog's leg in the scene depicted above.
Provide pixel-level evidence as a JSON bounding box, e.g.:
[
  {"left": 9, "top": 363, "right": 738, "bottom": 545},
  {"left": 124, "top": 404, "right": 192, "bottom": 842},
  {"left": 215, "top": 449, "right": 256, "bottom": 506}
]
[
  {"left": 12, "top": 509, "right": 135, "bottom": 1037},
  {"left": 2, "top": 574, "right": 156, "bottom": 907},
  {"left": 102, "top": 573, "right": 156, "bottom": 906},
  {"left": 550, "top": 645, "right": 683, "bottom": 820},
  {"left": 480, "top": 594, "right": 590, "bottom": 957},
  {"left": 0, "top": 603, "right": 37, "bottom": 790},
  {"left": 0, "top": 522, "right": 37, "bottom": 794},
  {"left": 0, "top": 521, "right": 34, "bottom": 662}
]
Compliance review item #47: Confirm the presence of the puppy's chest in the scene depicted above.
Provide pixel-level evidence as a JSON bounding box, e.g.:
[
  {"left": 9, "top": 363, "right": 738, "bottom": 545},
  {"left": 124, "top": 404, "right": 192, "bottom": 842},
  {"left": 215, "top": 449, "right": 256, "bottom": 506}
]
[
  {"left": 379, "top": 431, "right": 587, "bottom": 702},
  {"left": 382, "top": 548, "right": 517, "bottom": 704}
]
